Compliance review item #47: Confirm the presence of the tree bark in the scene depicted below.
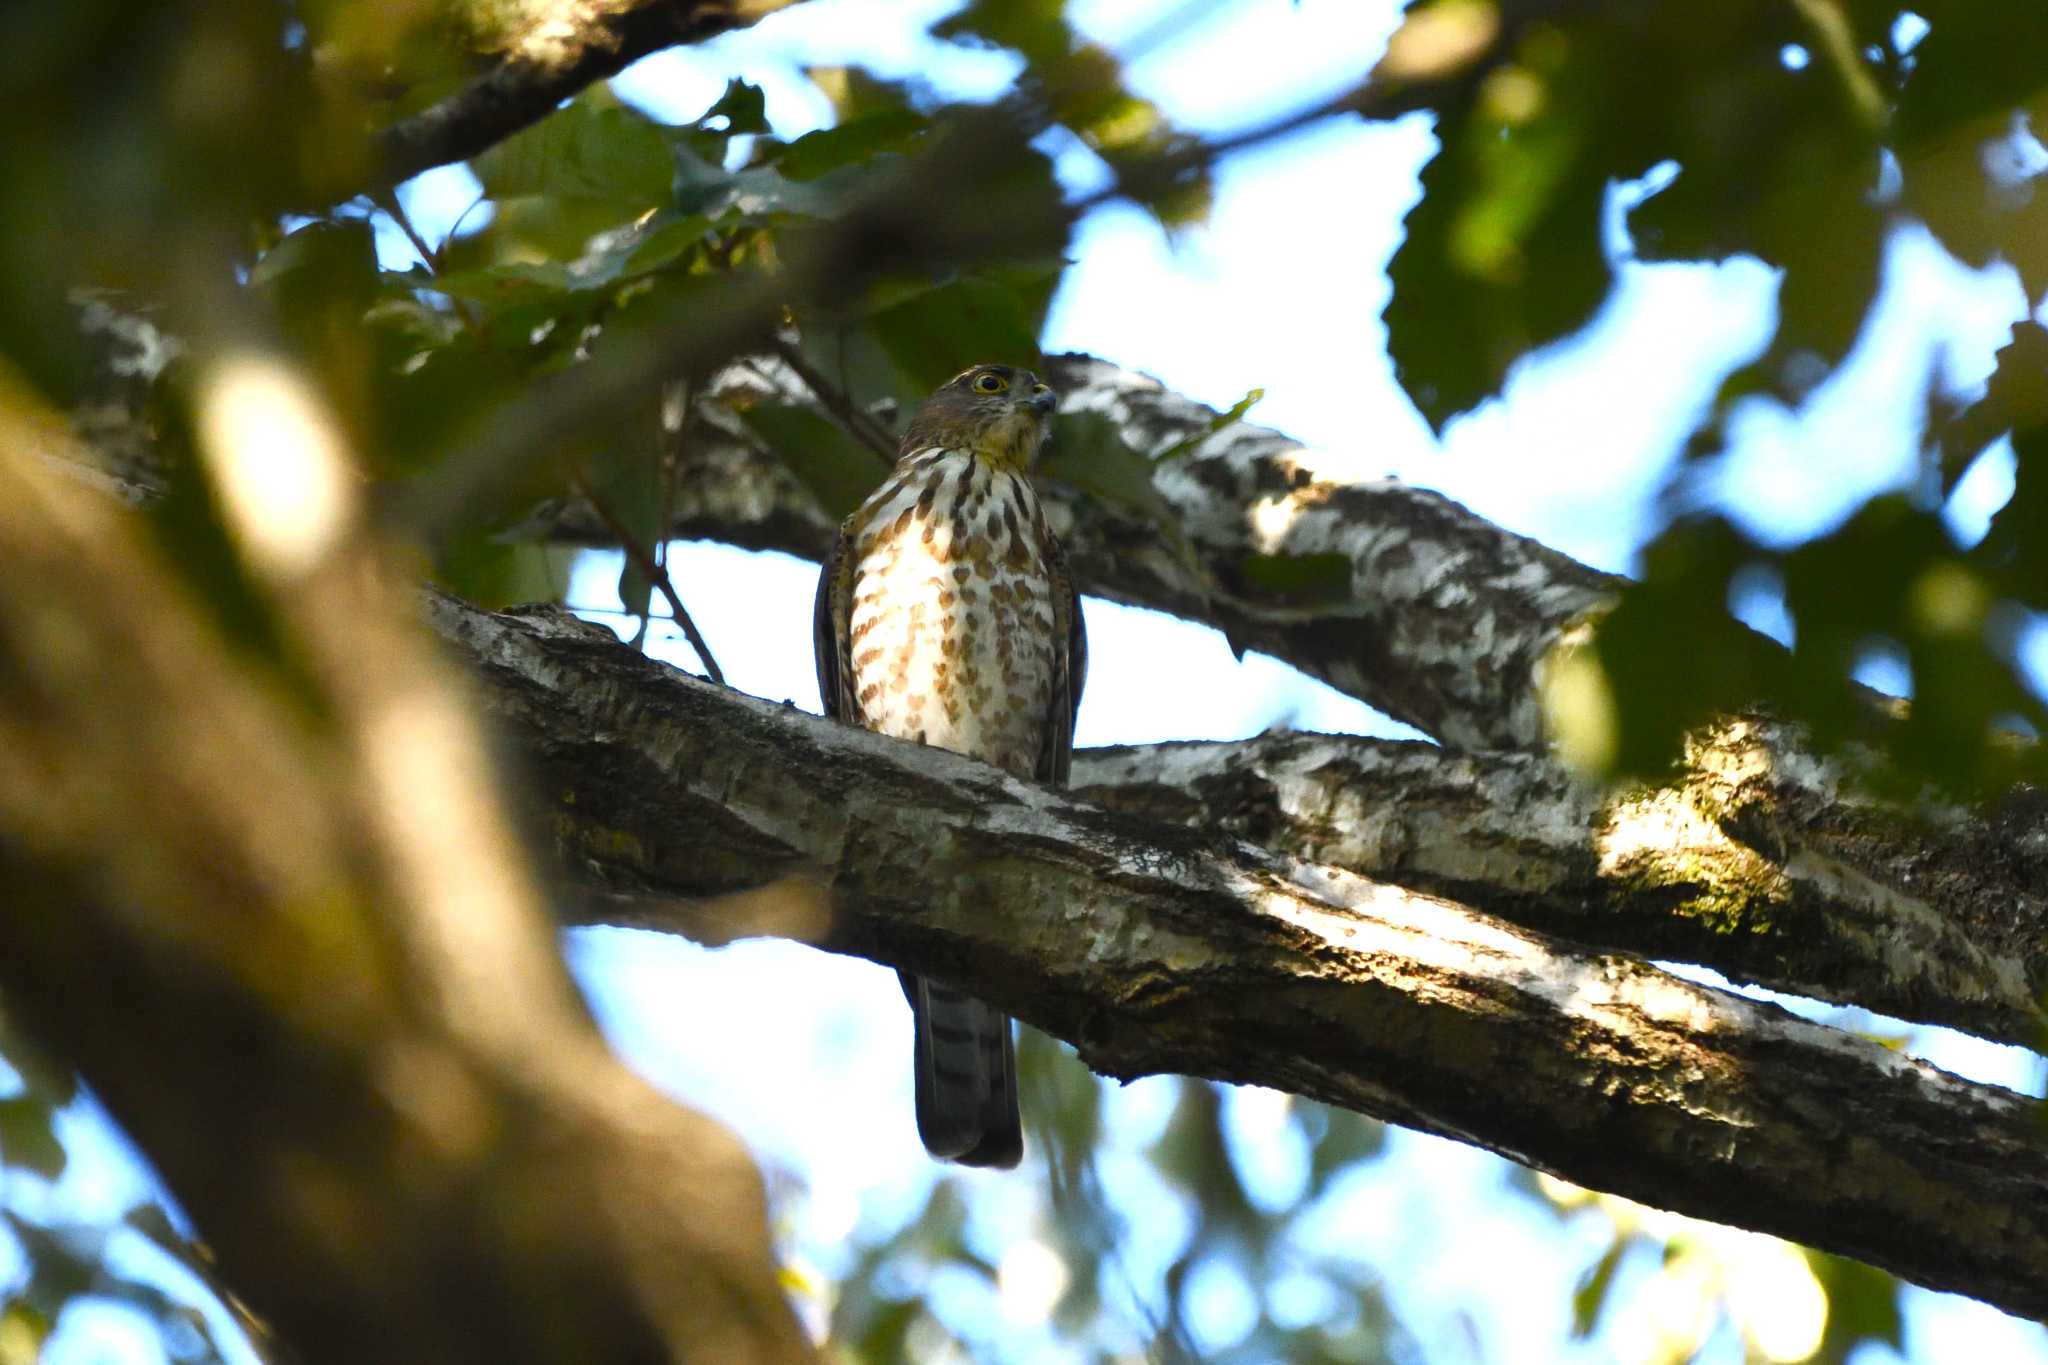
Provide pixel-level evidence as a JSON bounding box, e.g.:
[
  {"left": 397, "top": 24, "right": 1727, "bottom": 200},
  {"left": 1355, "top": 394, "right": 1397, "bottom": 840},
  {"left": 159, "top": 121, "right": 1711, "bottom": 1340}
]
[
  {"left": 1073, "top": 728, "right": 2048, "bottom": 1048},
  {"left": 0, "top": 397, "right": 810, "bottom": 1365},
  {"left": 431, "top": 591, "right": 2048, "bottom": 1322}
]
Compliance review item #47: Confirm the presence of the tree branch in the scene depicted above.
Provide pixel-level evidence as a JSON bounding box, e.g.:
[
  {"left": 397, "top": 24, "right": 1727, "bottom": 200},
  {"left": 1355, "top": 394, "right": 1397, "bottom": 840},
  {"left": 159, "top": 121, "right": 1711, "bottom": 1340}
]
[
  {"left": 1072, "top": 729, "right": 2048, "bottom": 1049},
  {"left": 370, "top": 0, "right": 813, "bottom": 191},
  {"left": 0, "top": 385, "right": 809, "bottom": 1364},
  {"left": 430, "top": 592, "right": 2048, "bottom": 1321}
]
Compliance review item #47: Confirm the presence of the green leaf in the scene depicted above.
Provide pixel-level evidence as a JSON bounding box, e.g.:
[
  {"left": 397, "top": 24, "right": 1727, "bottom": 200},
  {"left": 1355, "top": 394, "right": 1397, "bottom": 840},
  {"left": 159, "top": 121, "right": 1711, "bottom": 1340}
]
[
  {"left": 1233, "top": 551, "right": 1353, "bottom": 606},
  {"left": 1305, "top": 1106, "right": 1384, "bottom": 1196},
  {"left": 933, "top": 0, "right": 1069, "bottom": 64},
  {"left": 739, "top": 403, "right": 889, "bottom": 520},
  {"left": 1588, "top": 518, "right": 1789, "bottom": 778},
  {"left": 1804, "top": 1249, "right": 1903, "bottom": 1365},
  {"left": 0, "top": 1095, "right": 65, "bottom": 1180},
  {"left": 431, "top": 537, "right": 577, "bottom": 609},
  {"left": 669, "top": 143, "right": 848, "bottom": 220},
  {"left": 702, "top": 78, "right": 770, "bottom": 137},
  {"left": 866, "top": 274, "right": 1044, "bottom": 394},
  {"left": 248, "top": 217, "right": 379, "bottom": 299},
  {"left": 1154, "top": 387, "right": 1263, "bottom": 464},
  {"left": 1385, "top": 25, "right": 1618, "bottom": 430},
  {"left": 1041, "top": 409, "right": 1206, "bottom": 587},
  {"left": 777, "top": 109, "right": 928, "bottom": 182},
  {"left": 1895, "top": 8, "right": 2048, "bottom": 143},
  {"left": 429, "top": 212, "right": 714, "bottom": 304},
  {"left": 472, "top": 86, "right": 673, "bottom": 209},
  {"left": 1570, "top": 1238, "right": 1630, "bottom": 1338}
]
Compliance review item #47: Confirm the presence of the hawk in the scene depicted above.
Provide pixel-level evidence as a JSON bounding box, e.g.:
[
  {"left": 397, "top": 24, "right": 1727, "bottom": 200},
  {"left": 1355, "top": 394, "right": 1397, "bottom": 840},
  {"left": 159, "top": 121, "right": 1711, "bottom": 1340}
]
[{"left": 813, "top": 363, "right": 1086, "bottom": 1168}]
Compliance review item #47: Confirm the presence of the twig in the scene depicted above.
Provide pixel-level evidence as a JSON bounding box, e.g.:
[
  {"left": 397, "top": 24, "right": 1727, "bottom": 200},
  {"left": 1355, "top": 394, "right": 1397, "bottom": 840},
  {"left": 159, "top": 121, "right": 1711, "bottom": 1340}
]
[
  {"left": 371, "top": 189, "right": 439, "bottom": 272},
  {"left": 766, "top": 336, "right": 899, "bottom": 462},
  {"left": 1787, "top": 0, "right": 1890, "bottom": 133},
  {"left": 568, "top": 469, "right": 726, "bottom": 686}
]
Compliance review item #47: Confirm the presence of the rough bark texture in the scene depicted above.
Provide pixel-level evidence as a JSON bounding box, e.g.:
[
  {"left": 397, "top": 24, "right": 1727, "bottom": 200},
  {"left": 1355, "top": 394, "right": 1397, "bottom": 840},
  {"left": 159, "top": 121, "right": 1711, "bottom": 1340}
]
[
  {"left": 1074, "top": 730, "right": 2048, "bottom": 1048},
  {"left": 528, "top": 352, "right": 1620, "bottom": 750},
  {"left": 431, "top": 592, "right": 2048, "bottom": 1321},
  {"left": 0, "top": 407, "right": 810, "bottom": 1365}
]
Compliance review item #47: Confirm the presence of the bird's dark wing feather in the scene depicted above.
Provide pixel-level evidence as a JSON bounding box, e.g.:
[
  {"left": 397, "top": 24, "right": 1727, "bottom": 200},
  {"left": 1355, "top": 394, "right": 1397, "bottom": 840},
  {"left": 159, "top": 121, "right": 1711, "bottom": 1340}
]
[
  {"left": 1038, "top": 531, "right": 1086, "bottom": 787},
  {"left": 813, "top": 520, "right": 855, "bottom": 723}
]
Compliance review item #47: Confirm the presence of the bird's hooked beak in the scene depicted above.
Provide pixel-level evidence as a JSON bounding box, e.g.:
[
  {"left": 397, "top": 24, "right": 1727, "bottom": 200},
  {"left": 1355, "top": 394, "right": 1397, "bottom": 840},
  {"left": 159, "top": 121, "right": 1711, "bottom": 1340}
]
[{"left": 1025, "top": 384, "right": 1057, "bottom": 416}]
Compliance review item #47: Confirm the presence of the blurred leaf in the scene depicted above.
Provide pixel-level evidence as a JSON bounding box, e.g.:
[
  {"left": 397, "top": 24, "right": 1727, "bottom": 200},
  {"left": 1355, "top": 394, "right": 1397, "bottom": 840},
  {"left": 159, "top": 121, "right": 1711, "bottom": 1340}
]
[
  {"left": 1154, "top": 387, "right": 1263, "bottom": 465},
  {"left": 0, "top": 1300, "right": 48, "bottom": 1365},
  {"left": 703, "top": 78, "right": 770, "bottom": 137},
  {"left": 1894, "top": 7, "right": 2048, "bottom": 143},
  {"left": 431, "top": 537, "right": 577, "bottom": 609},
  {"left": 778, "top": 110, "right": 928, "bottom": 182},
  {"left": 669, "top": 142, "right": 850, "bottom": 220},
  {"left": 931, "top": 4, "right": 1209, "bottom": 228},
  {"left": 740, "top": 402, "right": 888, "bottom": 520},
  {"left": 1589, "top": 518, "right": 1791, "bottom": 777},
  {"left": 590, "top": 445, "right": 666, "bottom": 625},
  {"left": 472, "top": 85, "right": 672, "bottom": 209},
  {"left": 865, "top": 273, "right": 1047, "bottom": 393},
  {"left": 1233, "top": 551, "right": 1354, "bottom": 606},
  {"left": 429, "top": 212, "right": 715, "bottom": 304},
  {"left": 1570, "top": 1238, "right": 1629, "bottom": 1337},
  {"left": 250, "top": 218, "right": 384, "bottom": 443},
  {"left": 1150, "top": 1083, "right": 1262, "bottom": 1245},
  {"left": 0, "top": 1016, "right": 76, "bottom": 1106},
  {"left": 1040, "top": 409, "right": 1207, "bottom": 586},
  {"left": 1306, "top": 1107, "right": 1385, "bottom": 1196},
  {"left": 249, "top": 217, "right": 379, "bottom": 305},
  {"left": 1804, "top": 1248, "right": 1903, "bottom": 1365},
  {"left": 933, "top": 0, "right": 1067, "bottom": 65},
  {"left": 1387, "top": 19, "right": 1623, "bottom": 429},
  {"left": 0, "top": 1095, "right": 64, "bottom": 1179}
]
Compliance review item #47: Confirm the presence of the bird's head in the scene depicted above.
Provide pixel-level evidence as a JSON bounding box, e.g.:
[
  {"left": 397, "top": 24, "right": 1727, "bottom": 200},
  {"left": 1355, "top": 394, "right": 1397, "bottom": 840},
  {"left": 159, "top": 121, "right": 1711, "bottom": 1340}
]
[{"left": 900, "top": 363, "right": 1058, "bottom": 470}]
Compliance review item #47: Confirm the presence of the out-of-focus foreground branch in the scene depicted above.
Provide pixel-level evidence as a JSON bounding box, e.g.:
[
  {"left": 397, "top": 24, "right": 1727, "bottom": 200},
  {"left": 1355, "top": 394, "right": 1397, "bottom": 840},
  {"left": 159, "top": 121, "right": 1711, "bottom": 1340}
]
[
  {"left": 370, "top": 0, "right": 814, "bottom": 190},
  {"left": 434, "top": 593, "right": 2048, "bottom": 1321},
  {"left": 0, "top": 391, "right": 810, "bottom": 1365}
]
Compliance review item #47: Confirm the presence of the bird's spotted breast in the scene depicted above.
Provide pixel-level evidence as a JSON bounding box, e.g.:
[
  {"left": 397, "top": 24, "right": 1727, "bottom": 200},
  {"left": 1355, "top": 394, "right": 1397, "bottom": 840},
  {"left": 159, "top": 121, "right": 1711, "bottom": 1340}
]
[{"left": 846, "top": 449, "right": 1056, "bottom": 778}]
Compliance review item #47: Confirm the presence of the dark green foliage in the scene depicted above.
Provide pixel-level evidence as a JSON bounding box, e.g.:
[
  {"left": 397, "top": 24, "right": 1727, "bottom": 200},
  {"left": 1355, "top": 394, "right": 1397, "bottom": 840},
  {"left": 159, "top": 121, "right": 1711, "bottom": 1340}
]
[
  {"left": 1234, "top": 551, "right": 1356, "bottom": 606},
  {"left": 1, "top": 1023, "right": 240, "bottom": 1363},
  {"left": 1807, "top": 1249, "right": 1906, "bottom": 1365},
  {"left": 739, "top": 404, "right": 886, "bottom": 519},
  {"left": 1385, "top": 0, "right": 2048, "bottom": 787}
]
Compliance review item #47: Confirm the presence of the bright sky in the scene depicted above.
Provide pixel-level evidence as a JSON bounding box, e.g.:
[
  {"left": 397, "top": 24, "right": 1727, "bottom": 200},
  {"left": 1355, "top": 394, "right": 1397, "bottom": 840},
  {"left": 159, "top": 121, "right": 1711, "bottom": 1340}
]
[{"left": 12, "top": 2, "right": 2047, "bottom": 1362}]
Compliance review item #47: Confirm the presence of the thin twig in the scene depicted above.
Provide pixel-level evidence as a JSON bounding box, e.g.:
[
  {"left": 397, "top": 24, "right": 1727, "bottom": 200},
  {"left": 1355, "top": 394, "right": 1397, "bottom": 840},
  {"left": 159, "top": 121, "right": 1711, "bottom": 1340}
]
[
  {"left": 568, "top": 469, "right": 727, "bottom": 686},
  {"left": 370, "top": 189, "right": 439, "bottom": 272},
  {"left": 766, "top": 336, "right": 899, "bottom": 462}
]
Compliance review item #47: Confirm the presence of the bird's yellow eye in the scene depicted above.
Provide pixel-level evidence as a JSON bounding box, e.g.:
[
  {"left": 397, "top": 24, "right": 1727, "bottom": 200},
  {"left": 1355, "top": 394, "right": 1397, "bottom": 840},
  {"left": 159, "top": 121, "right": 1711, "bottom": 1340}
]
[{"left": 973, "top": 372, "right": 1008, "bottom": 394}]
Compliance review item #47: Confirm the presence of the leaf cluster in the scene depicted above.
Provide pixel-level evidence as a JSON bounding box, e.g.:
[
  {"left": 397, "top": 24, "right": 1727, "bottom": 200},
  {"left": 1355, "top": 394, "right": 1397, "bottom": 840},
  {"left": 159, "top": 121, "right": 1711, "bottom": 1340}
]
[{"left": 1385, "top": 0, "right": 2048, "bottom": 784}]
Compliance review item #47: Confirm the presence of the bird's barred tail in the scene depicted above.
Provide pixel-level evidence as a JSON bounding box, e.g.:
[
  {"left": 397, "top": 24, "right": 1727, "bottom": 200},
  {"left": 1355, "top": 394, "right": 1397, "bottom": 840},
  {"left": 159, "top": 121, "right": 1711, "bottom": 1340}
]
[{"left": 905, "top": 972, "right": 1021, "bottom": 1168}]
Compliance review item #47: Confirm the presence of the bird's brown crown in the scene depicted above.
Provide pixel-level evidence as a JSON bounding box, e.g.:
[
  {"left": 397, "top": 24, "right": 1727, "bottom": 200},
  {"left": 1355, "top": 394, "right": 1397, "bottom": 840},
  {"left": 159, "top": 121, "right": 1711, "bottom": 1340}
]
[{"left": 899, "top": 364, "right": 1058, "bottom": 471}]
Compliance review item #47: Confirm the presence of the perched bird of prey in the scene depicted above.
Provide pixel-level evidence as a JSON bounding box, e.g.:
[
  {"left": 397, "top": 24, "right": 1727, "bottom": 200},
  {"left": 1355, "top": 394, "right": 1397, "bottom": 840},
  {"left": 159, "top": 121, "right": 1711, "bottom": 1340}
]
[{"left": 813, "top": 363, "right": 1086, "bottom": 1168}]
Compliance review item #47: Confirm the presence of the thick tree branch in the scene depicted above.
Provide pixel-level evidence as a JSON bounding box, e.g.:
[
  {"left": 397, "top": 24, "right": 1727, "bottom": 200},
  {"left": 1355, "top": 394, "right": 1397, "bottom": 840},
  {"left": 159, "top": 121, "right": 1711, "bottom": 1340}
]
[
  {"left": 431, "top": 593, "right": 2048, "bottom": 1320},
  {"left": 1073, "top": 730, "right": 2048, "bottom": 1049},
  {"left": 0, "top": 393, "right": 809, "bottom": 1364},
  {"left": 370, "top": 0, "right": 811, "bottom": 191}
]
